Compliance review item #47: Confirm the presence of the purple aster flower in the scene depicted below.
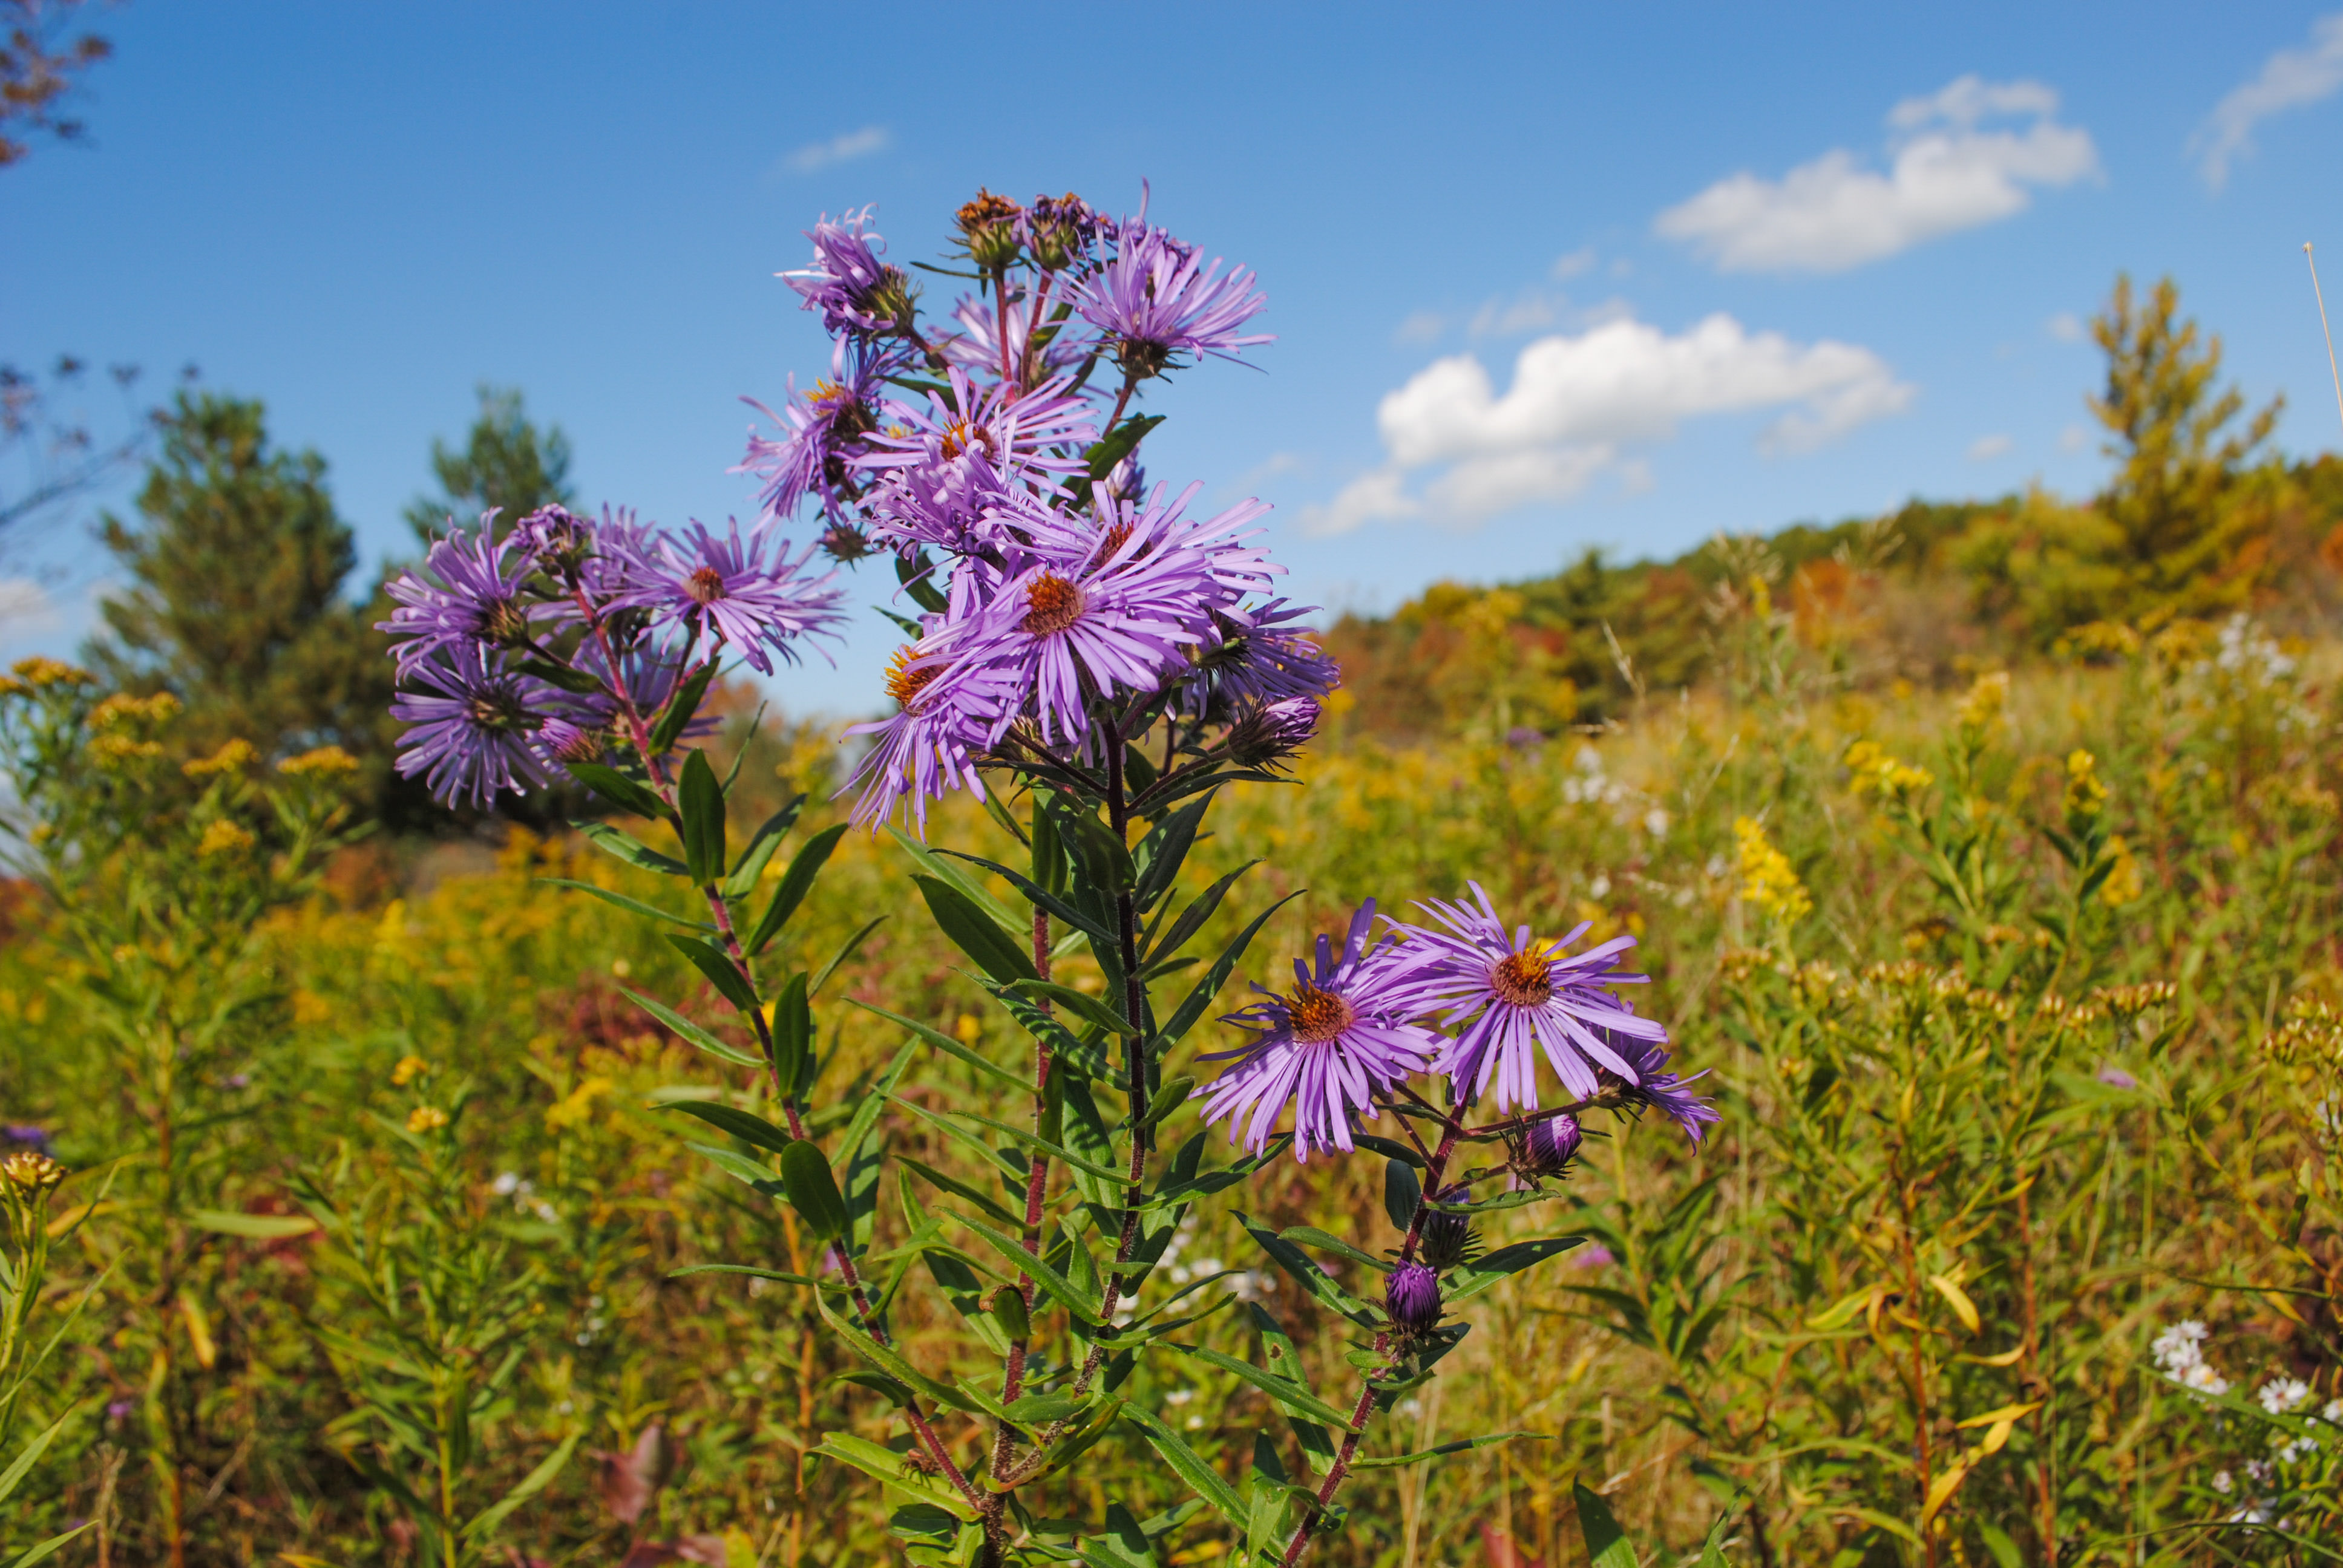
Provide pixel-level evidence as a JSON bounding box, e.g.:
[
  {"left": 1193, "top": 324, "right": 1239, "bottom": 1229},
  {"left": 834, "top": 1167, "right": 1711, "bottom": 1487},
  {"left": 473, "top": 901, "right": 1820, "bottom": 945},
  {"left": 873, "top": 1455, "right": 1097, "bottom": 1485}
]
[
  {"left": 1072, "top": 225, "right": 1271, "bottom": 378},
  {"left": 2, "top": 1125, "right": 52, "bottom": 1155},
  {"left": 841, "top": 643, "right": 1020, "bottom": 837},
  {"left": 390, "top": 647, "right": 563, "bottom": 809},
  {"left": 738, "top": 338, "right": 901, "bottom": 523},
  {"left": 1021, "top": 192, "right": 1105, "bottom": 273},
  {"left": 1517, "top": 1112, "right": 1582, "bottom": 1177},
  {"left": 2097, "top": 1063, "right": 2139, "bottom": 1090},
  {"left": 1192, "top": 901, "right": 1438, "bottom": 1161},
  {"left": 620, "top": 519, "right": 847, "bottom": 676},
  {"left": 1182, "top": 600, "right": 1339, "bottom": 717},
  {"left": 850, "top": 368, "right": 1097, "bottom": 489},
  {"left": 864, "top": 449, "right": 1021, "bottom": 561},
  {"left": 378, "top": 516, "right": 541, "bottom": 672},
  {"left": 1417, "top": 1184, "right": 1475, "bottom": 1269},
  {"left": 1596, "top": 1024, "right": 1717, "bottom": 1145},
  {"left": 1573, "top": 1244, "right": 1616, "bottom": 1270},
  {"left": 1383, "top": 882, "right": 1668, "bottom": 1112},
  {"left": 1385, "top": 1261, "right": 1443, "bottom": 1336},
  {"left": 935, "top": 292, "right": 1092, "bottom": 379},
  {"left": 923, "top": 488, "right": 1244, "bottom": 750},
  {"left": 782, "top": 207, "right": 913, "bottom": 338}
]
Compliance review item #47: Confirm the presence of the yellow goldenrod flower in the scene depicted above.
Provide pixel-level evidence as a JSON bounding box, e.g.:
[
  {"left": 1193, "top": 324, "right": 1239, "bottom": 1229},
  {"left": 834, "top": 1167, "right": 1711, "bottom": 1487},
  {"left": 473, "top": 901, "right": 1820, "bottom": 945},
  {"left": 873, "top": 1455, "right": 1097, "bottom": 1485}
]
[
  {"left": 87, "top": 733, "right": 164, "bottom": 768},
  {"left": 1734, "top": 817, "right": 1812, "bottom": 923},
  {"left": 184, "top": 739, "right": 258, "bottom": 778},
  {"left": 2064, "top": 750, "right": 2108, "bottom": 821},
  {"left": 1844, "top": 740, "right": 1934, "bottom": 802},
  {"left": 406, "top": 1105, "right": 450, "bottom": 1134},
  {"left": 195, "top": 820, "right": 256, "bottom": 857},
  {"left": 390, "top": 1054, "right": 430, "bottom": 1086},
  {"left": 1957, "top": 670, "right": 2010, "bottom": 735},
  {"left": 10, "top": 656, "right": 91, "bottom": 688},
  {"left": 278, "top": 745, "right": 360, "bottom": 777},
  {"left": 2100, "top": 836, "right": 2143, "bottom": 907}
]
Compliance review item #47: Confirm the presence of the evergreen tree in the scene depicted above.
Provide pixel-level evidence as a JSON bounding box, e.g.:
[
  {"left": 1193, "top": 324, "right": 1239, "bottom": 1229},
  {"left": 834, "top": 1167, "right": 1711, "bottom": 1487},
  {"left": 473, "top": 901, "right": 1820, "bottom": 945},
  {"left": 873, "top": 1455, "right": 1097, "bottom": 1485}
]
[
  {"left": 2089, "top": 273, "right": 2284, "bottom": 621},
  {"left": 402, "top": 385, "right": 575, "bottom": 541},
  {"left": 89, "top": 391, "right": 402, "bottom": 806}
]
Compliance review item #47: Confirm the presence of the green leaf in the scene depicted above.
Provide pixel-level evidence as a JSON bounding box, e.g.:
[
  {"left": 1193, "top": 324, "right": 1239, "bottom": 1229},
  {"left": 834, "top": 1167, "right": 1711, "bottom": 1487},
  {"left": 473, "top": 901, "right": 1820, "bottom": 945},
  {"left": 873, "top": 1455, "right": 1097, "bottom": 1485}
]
[
  {"left": 779, "top": 1141, "right": 848, "bottom": 1241},
  {"left": 1119, "top": 1406, "right": 1246, "bottom": 1529},
  {"left": 660, "top": 1099, "right": 793, "bottom": 1154},
  {"left": 686, "top": 1141, "right": 787, "bottom": 1196},
  {"left": 1354, "top": 1432, "right": 1548, "bottom": 1469},
  {"left": 1239, "top": 1214, "right": 1377, "bottom": 1328},
  {"left": 897, "top": 1156, "right": 1026, "bottom": 1229},
  {"left": 460, "top": 1432, "right": 579, "bottom": 1542},
  {"left": 518, "top": 656, "right": 607, "bottom": 695},
  {"left": 816, "top": 1429, "right": 977, "bottom": 1520},
  {"left": 1155, "top": 892, "right": 1303, "bottom": 1051},
  {"left": 897, "top": 1097, "right": 1126, "bottom": 1184},
  {"left": 1167, "top": 1342, "right": 1358, "bottom": 1428},
  {"left": 1140, "top": 861, "right": 1256, "bottom": 964},
  {"left": 1574, "top": 1481, "right": 1637, "bottom": 1568},
  {"left": 935, "top": 848, "right": 1110, "bottom": 942},
  {"left": 1075, "top": 1501, "right": 1159, "bottom": 1568},
  {"left": 894, "top": 550, "right": 950, "bottom": 614},
  {"left": 1131, "top": 795, "right": 1212, "bottom": 913},
  {"left": 666, "top": 1263, "right": 830, "bottom": 1290},
  {"left": 950, "top": 1212, "right": 1102, "bottom": 1323},
  {"left": 892, "top": 828, "right": 1024, "bottom": 930},
  {"left": 0, "top": 1405, "right": 83, "bottom": 1506},
  {"left": 748, "top": 823, "right": 849, "bottom": 955},
  {"left": 1142, "top": 1074, "right": 1196, "bottom": 1128},
  {"left": 666, "top": 935, "right": 761, "bottom": 1015},
  {"left": 1351, "top": 1133, "right": 1425, "bottom": 1169},
  {"left": 1697, "top": 1508, "right": 1737, "bottom": 1568},
  {"left": 577, "top": 820, "right": 690, "bottom": 878},
  {"left": 1279, "top": 1225, "right": 1389, "bottom": 1275},
  {"left": 618, "top": 985, "right": 765, "bottom": 1068},
  {"left": 1071, "top": 414, "right": 1165, "bottom": 505},
  {"left": 853, "top": 1001, "right": 1023, "bottom": 1090},
  {"left": 184, "top": 1208, "right": 318, "bottom": 1239},
  {"left": 914, "top": 875, "right": 1038, "bottom": 985},
  {"left": 1384, "top": 1159, "right": 1422, "bottom": 1233},
  {"left": 1009, "top": 978, "right": 1130, "bottom": 1036},
  {"left": 816, "top": 1296, "right": 986, "bottom": 1419},
  {"left": 646, "top": 659, "right": 717, "bottom": 755},
  {"left": 1446, "top": 1236, "right": 1584, "bottom": 1305},
  {"left": 813, "top": 915, "right": 888, "bottom": 996},
  {"left": 4, "top": 1523, "right": 94, "bottom": 1568},
  {"left": 566, "top": 762, "right": 670, "bottom": 822},
  {"left": 677, "top": 749, "right": 727, "bottom": 884},
  {"left": 769, "top": 972, "right": 813, "bottom": 1093},
  {"left": 725, "top": 797, "right": 806, "bottom": 899},
  {"left": 536, "top": 877, "right": 709, "bottom": 930},
  {"left": 1247, "top": 1304, "right": 1335, "bottom": 1469}
]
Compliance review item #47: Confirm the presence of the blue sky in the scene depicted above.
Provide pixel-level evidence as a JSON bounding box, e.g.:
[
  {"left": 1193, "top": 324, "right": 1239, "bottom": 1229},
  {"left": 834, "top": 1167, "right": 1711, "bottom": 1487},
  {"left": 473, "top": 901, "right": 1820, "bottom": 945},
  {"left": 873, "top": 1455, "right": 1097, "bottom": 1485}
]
[{"left": 6, "top": 1, "right": 2343, "bottom": 713}]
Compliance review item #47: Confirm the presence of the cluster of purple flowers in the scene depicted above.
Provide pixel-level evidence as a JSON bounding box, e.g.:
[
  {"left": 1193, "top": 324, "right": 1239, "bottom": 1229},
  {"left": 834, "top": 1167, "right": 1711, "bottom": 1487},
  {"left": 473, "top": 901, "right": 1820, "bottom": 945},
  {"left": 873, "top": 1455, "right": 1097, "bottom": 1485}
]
[
  {"left": 736, "top": 188, "right": 1332, "bottom": 832},
  {"left": 1199, "top": 881, "right": 1716, "bottom": 1163},
  {"left": 379, "top": 507, "right": 845, "bottom": 808}
]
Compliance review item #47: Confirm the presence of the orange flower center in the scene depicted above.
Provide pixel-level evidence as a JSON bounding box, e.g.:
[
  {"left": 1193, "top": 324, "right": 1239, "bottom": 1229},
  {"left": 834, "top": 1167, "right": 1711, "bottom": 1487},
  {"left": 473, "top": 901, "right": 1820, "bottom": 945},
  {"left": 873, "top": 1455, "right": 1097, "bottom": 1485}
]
[
  {"left": 1492, "top": 949, "right": 1553, "bottom": 1007},
  {"left": 686, "top": 566, "right": 728, "bottom": 605},
  {"left": 885, "top": 648, "right": 943, "bottom": 710},
  {"left": 1021, "top": 573, "right": 1085, "bottom": 636},
  {"left": 939, "top": 418, "right": 994, "bottom": 462},
  {"left": 1089, "top": 521, "right": 1133, "bottom": 569},
  {"left": 1286, "top": 984, "right": 1355, "bottom": 1044}
]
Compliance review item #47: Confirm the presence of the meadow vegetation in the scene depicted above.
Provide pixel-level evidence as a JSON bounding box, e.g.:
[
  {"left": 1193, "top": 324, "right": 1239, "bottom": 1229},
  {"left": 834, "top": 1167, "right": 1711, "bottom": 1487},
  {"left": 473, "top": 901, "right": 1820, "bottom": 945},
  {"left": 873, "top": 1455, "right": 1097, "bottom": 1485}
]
[{"left": 1, "top": 275, "right": 2341, "bottom": 1567}]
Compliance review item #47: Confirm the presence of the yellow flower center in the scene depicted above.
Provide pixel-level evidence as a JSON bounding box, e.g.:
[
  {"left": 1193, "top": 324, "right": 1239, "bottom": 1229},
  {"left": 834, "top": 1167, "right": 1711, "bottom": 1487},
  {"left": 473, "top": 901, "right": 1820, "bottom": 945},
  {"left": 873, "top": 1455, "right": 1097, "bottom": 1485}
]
[
  {"left": 1021, "top": 573, "right": 1085, "bottom": 636},
  {"left": 1286, "top": 984, "right": 1355, "bottom": 1044},
  {"left": 1491, "top": 949, "right": 1553, "bottom": 1007}
]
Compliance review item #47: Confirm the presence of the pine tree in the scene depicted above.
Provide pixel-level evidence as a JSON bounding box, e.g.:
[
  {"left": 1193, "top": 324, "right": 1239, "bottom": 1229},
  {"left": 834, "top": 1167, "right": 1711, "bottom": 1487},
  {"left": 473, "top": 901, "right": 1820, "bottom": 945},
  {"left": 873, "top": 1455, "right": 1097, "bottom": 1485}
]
[
  {"left": 89, "top": 391, "right": 401, "bottom": 805},
  {"left": 2089, "top": 274, "right": 2284, "bottom": 621},
  {"left": 402, "top": 385, "right": 575, "bottom": 541}
]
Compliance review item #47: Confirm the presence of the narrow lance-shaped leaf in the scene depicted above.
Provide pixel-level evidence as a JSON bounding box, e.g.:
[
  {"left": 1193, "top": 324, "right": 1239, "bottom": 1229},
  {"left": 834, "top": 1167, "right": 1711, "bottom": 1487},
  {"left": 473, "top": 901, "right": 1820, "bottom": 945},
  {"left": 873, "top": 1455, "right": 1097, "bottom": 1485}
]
[
  {"left": 667, "top": 935, "right": 761, "bottom": 1015},
  {"left": 724, "top": 796, "right": 805, "bottom": 900},
  {"left": 676, "top": 748, "right": 727, "bottom": 885},
  {"left": 566, "top": 763, "right": 670, "bottom": 822},
  {"left": 748, "top": 822, "right": 848, "bottom": 955},
  {"left": 645, "top": 659, "right": 718, "bottom": 755},
  {"left": 779, "top": 1140, "right": 848, "bottom": 1242},
  {"left": 913, "top": 874, "right": 1038, "bottom": 985}
]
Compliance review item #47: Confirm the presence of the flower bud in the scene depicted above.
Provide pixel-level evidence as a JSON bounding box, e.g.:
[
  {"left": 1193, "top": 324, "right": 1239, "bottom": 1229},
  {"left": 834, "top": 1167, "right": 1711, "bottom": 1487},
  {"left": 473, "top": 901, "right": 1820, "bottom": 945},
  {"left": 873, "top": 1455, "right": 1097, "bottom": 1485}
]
[
  {"left": 956, "top": 189, "right": 1024, "bottom": 270},
  {"left": 1521, "top": 1112, "right": 1582, "bottom": 1177},
  {"left": 1, "top": 1150, "right": 65, "bottom": 1196},
  {"left": 1228, "top": 697, "right": 1320, "bottom": 769},
  {"left": 1385, "top": 1261, "right": 1443, "bottom": 1337},
  {"left": 1417, "top": 1184, "right": 1476, "bottom": 1270}
]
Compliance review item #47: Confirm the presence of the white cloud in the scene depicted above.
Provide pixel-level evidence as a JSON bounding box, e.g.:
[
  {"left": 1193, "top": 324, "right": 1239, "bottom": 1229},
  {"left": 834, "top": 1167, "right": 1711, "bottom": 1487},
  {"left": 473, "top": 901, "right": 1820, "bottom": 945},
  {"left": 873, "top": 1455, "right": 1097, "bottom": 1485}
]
[
  {"left": 2195, "top": 14, "right": 2343, "bottom": 189},
  {"left": 1968, "top": 433, "right": 2013, "bottom": 461},
  {"left": 2046, "top": 311, "right": 2086, "bottom": 342},
  {"left": 1656, "top": 75, "right": 2099, "bottom": 273},
  {"left": 0, "top": 578, "right": 62, "bottom": 635},
  {"left": 1468, "top": 289, "right": 1567, "bottom": 339},
  {"left": 1301, "top": 312, "right": 1913, "bottom": 535},
  {"left": 784, "top": 125, "right": 891, "bottom": 174},
  {"left": 1550, "top": 247, "right": 1598, "bottom": 281},
  {"left": 2059, "top": 423, "right": 2091, "bottom": 453},
  {"left": 1392, "top": 310, "right": 1447, "bottom": 345}
]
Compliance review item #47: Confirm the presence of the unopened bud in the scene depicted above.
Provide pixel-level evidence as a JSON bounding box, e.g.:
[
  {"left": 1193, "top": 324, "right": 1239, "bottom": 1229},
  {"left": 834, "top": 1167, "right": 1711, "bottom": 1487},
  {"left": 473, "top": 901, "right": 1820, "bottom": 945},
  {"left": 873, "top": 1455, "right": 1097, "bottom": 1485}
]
[
  {"left": 1385, "top": 1261, "right": 1443, "bottom": 1337},
  {"left": 1521, "top": 1112, "right": 1582, "bottom": 1177},
  {"left": 955, "top": 189, "right": 1023, "bottom": 270},
  {"left": 1417, "top": 1184, "right": 1475, "bottom": 1270},
  {"left": 1228, "top": 697, "right": 1320, "bottom": 769}
]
